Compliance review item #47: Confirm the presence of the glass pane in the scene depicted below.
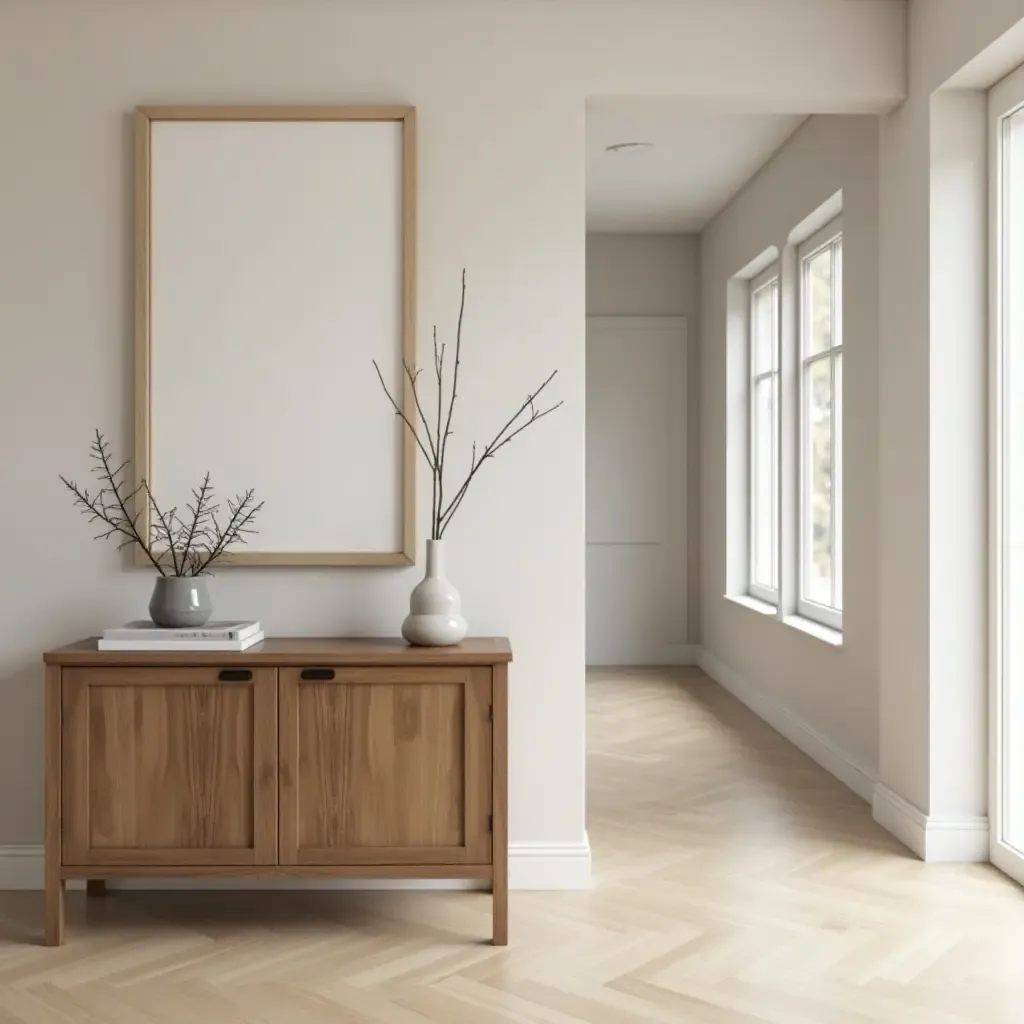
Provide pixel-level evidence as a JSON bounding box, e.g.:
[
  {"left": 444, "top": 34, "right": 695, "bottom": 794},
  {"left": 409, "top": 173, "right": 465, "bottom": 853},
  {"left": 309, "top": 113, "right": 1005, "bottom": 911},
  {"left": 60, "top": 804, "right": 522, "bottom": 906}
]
[
  {"left": 804, "top": 358, "right": 832, "bottom": 606},
  {"left": 833, "top": 352, "right": 843, "bottom": 612},
  {"left": 804, "top": 246, "right": 833, "bottom": 356},
  {"left": 751, "top": 376, "right": 776, "bottom": 589},
  {"left": 1001, "top": 105, "right": 1024, "bottom": 855},
  {"left": 751, "top": 280, "right": 777, "bottom": 375}
]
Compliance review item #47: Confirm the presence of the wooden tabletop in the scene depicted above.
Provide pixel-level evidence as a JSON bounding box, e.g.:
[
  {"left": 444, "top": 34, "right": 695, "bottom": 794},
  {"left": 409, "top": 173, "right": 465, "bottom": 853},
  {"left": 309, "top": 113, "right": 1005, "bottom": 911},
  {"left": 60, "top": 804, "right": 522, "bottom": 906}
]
[{"left": 44, "top": 637, "right": 513, "bottom": 667}]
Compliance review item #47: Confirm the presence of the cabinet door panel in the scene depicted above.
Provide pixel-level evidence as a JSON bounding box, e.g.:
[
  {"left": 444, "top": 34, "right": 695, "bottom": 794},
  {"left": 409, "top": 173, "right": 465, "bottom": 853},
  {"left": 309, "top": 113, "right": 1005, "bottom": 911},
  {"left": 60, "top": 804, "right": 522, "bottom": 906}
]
[
  {"left": 280, "top": 667, "right": 491, "bottom": 865},
  {"left": 62, "top": 667, "right": 277, "bottom": 866}
]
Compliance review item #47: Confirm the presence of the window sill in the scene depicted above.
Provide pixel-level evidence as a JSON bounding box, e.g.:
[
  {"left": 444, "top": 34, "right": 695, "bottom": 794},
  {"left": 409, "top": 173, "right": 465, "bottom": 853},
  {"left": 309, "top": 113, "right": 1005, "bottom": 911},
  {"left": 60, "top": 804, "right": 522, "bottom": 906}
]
[
  {"left": 724, "top": 593, "right": 778, "bottom": 617},
  {"left": 783, "top": 614, "right": 843, "bottom": 647}
]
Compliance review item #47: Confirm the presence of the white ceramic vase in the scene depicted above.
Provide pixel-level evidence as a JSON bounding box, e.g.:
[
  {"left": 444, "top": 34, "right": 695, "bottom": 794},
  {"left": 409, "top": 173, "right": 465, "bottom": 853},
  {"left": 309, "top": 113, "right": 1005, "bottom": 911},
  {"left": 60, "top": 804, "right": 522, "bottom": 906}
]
[{"left": 402, "top": 539, "right": 468, "bottom": 646}]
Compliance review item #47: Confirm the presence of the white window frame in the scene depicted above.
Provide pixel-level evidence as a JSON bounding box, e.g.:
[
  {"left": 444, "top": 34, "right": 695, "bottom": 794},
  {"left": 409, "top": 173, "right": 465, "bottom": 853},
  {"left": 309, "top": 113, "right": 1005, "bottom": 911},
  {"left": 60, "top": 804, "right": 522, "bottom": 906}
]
[
  {"left": 748, "top": 264, "right": 780, "bottom": 605},
  {"left": 989, "top": 62, "right": 1024, "bottom": 888},
  {"left": 796, "top": 218, "right": 843, "bottom": 631}
]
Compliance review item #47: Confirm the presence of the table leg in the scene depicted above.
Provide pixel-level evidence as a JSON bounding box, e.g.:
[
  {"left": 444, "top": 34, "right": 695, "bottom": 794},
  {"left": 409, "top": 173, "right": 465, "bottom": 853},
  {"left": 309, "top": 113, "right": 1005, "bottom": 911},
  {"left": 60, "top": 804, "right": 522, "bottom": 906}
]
[{"left": 44, "top": 878, "right": 64, "bottom": 947}]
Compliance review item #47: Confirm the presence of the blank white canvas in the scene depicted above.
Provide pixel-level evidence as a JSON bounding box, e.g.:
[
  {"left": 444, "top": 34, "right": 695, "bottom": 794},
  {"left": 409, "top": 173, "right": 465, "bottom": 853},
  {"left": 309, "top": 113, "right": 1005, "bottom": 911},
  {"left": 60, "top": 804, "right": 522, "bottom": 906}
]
[{"left": 149, "top": 119, "right": 404, "bottom": 553}]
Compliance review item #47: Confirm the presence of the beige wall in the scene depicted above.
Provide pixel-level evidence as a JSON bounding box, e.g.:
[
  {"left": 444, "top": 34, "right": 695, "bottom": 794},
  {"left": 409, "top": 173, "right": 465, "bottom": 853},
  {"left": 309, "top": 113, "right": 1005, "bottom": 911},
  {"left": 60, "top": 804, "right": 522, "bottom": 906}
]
[
  {"left": 698, "top": 115, "right": 881, "bottom": 780},
  {"left": 585, "top": 234, "right": 700, "bottom": 657},
  {"left": 876, "top": 0, "right": 1024, "bottom": 831},
  {"left": 0, "top": 0, "right": 902, "bottom": 863},
  {"left": 586, "top": 234, "right": 699, "bottom": 318}
]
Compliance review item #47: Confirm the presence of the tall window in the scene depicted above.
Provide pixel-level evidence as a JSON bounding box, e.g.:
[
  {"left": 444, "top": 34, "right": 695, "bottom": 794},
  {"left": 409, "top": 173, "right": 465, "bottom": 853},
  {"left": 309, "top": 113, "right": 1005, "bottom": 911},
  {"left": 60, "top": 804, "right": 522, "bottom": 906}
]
[
  {"left": 798, "top": 220, "right": 843, "bottom": 629},
  {"left": 989, "top": 61, "right": 1024, "bottom": 887},
  {"left": 749, "top": 267, "right": 780, "bottom": 604}
]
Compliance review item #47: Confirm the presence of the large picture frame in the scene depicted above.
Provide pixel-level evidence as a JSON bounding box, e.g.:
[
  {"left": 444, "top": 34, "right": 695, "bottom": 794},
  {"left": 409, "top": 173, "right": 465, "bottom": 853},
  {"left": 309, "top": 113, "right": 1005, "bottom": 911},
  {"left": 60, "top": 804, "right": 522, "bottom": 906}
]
[{"left": 135, "top": 105, "right": 417, "bottom": 567}]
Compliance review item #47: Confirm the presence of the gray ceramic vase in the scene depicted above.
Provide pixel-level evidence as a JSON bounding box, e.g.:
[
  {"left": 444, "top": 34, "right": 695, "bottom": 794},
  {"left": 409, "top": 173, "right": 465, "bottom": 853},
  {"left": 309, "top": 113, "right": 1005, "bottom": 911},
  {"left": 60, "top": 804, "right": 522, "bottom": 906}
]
[{"left": 149, "top": 577, "right": 213, "bottom": 628}]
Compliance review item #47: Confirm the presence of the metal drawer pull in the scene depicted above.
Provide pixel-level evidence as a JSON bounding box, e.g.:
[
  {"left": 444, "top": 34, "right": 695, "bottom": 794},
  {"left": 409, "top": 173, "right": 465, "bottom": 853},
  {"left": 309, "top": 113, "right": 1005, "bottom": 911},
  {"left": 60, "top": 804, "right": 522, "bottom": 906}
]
[
  {"left": 300, "top": 668, "right": 335, "bottom": 680},
  {"left": 218, "top": 669, "right": 253, "bottom": 681}
]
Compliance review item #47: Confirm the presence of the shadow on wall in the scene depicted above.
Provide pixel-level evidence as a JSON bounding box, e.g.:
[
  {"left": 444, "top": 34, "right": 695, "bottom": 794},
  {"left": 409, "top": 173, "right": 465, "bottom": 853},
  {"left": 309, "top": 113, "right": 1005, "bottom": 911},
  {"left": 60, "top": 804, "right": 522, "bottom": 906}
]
[{"left": 0, "top": 661, "right": 46, "bottom": 844}]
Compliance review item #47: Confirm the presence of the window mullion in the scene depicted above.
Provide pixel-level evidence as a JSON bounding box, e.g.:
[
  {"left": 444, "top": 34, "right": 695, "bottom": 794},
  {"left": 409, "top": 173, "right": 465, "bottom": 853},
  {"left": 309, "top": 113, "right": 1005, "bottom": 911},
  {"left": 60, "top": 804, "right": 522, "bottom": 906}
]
[{"left": 801, "top": 349, "right": 833, "bottom": 371}]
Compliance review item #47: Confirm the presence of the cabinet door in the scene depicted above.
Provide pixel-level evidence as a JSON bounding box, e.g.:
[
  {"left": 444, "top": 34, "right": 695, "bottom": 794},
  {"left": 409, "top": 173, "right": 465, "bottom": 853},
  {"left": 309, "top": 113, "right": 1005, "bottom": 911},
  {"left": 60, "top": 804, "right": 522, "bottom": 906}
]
[
  {"left": 279, "top": 667, "right": 492, "bottom": 866},
  {"left": 62, "top": 667, "right": 277, "bottom": 866}
]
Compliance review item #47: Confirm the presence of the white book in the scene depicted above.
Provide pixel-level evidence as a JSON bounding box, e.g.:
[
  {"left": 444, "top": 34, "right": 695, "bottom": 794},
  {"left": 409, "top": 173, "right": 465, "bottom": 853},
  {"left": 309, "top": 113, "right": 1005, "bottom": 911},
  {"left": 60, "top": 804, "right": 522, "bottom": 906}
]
[
  {"left": 102, "top": 620, "right": 261, "bottom": 641},
  {"left": 97, "top": 631, "right": 265, "bottom": 653}
]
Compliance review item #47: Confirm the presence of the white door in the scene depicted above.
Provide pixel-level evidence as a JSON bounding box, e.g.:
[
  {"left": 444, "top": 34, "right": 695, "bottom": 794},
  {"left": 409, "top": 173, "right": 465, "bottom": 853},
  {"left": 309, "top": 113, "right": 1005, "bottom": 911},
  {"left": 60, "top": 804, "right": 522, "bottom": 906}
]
[
  {"left": 989, "top": 63, "right": 1024, "bottom": 886},
  {"left": 585, "top": 316, "right": 687, "bottom": 665}
]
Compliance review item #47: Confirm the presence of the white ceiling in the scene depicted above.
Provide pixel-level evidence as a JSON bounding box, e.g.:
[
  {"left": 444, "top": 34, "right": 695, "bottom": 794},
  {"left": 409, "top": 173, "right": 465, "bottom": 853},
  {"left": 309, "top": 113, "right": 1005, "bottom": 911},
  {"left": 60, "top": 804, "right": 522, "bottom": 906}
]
[{"left": 587, "top": 104, "right": 807, "bottom": 234}]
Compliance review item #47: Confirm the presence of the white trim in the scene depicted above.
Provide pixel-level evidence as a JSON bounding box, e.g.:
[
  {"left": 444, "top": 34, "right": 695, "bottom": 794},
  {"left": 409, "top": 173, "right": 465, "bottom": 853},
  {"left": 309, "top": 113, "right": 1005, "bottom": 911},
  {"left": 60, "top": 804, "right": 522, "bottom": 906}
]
[
  {"left": 871, "top": 785, "right": 989, "bottom": 863},
  {"left": 781, "top": 613, "right": 843, "bottom": 646},
  {"left": 749, "top": 264, "right": 781, "bottom": 600},
  {"left": 788, "top": 190, "right": 844, "bottom": 247},
  {"left": 695, "top": 650, "right": 990, "bottom": 862},
  {"left": 988, "top": 61, "right": 1024, "bottom": 887},
  {"left": 0, "top": 839, "right": 593, "bottom": 892},
  {"left": 793, "top": 598, "right": 842, "bottom": 634},
  {"left": 738, "top": 245, "right": 781, "bottom": 282},
  {"left": 724, "top": 593, "right": 777, "bottom": 616},
  {"left": 0, "top": 846, "right": 44, "bottom": 890},
  {"left": 796, "top": 216, "right": 844, "bottom": 631},
  {"left": 695, "top": 647, "right": 874, "bottom": 801},
  {"left": 663, "top": 644, "right": 698, "bottom": 666},
  {"left": 509, "top": 837, "right": 592, "bottom": 890},
  {"left": 748, "top": 582, "right": 778, "bottom": 606},
  {"left": 871, "top": 784, "right": 926, "bottom": 857}
]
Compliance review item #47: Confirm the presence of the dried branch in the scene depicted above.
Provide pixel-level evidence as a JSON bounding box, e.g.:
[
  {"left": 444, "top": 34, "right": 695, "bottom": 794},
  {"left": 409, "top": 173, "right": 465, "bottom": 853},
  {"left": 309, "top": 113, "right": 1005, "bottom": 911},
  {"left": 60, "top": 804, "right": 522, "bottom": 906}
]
[
  {"left": 403, "top": 362, "right": 439, "bottom": 463},
  {"left": 436, "top": 271, "right": 467, "bottom": 536},
  {"left": 192, "top": 489, "right": 265, "bottom": 575},
  {"left": 438, "top": 373, "right": 562, "bottom": 537},
  {"left": 58, "top": 429, "right": 166, "bottom": 574},
  {"left": 372, "top": 271, "right": 562, "bottom": 542},
  {"left": 177, "top": 475, "right": 213, "bottom": 556},
  {"left": 373, "top": 359, "right": 435, "bottom": 468},
  {"left": 433, "top": 326, "right": 445, "bottom": 537},
  {"left": 143, "top": 481, "right": 180, "bottom": 576},
  {"left": 60, "top": 431, "right": 263, "bottom": 576}
]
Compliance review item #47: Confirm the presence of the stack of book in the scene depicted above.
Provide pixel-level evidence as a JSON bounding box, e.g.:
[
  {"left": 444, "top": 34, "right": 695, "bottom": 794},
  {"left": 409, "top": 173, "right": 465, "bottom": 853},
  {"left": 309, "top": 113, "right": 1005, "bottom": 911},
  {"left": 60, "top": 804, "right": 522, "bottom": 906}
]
[{"left": 98, "top": 620, "right": 265, "bottom": 652}]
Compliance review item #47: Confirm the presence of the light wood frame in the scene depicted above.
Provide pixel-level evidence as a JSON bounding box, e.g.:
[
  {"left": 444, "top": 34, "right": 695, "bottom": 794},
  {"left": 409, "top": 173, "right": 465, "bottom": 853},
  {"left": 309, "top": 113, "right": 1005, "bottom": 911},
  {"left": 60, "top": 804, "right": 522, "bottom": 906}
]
[{"left": 134, "top": 106, "right": 418, "bottom": 567}]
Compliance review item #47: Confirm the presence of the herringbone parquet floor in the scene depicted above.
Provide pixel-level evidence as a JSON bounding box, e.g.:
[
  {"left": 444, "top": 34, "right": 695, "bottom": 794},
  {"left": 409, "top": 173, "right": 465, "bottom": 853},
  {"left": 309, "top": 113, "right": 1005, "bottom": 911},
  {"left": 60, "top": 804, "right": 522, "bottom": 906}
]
[{"left": 1, "top": 666, "right": 1022, "bottom": 1022}]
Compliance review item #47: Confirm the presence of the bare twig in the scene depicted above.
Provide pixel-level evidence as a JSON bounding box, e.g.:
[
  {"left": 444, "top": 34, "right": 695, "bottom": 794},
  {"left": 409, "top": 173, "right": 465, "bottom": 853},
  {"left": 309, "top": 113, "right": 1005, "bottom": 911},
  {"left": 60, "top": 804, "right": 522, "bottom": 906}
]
[
  {"left": 437, "top": 374, "right": 562, "bottom": 537},
  {"left": 176, "top": 474, "right": 214, "bottom": 567},
  {"left": 436, "top": 270, "right": 467, "bottom": 536},
  {"left": 403, "top": 362, "right": 438, "bottom": 463},
  {"left": 433, "top": 326, "right": 445, "bottom": 537},
  {"left": 192, "top": 490, "right": 265, "bottom": 575},
  {"left": 61, "top": 431, "right": 263, "bottom": 576},
  {"left": 143, "top": 481, "right": 180, "bottom": 576},
  {"left": 373, "top": 275, "right": 562, "bottom": 541},
  {"left": 373, "top": 359, "right": 435, "bottom": 468},
  {"left": 58, "top": 430, "right": 167, "bottom": 574}
]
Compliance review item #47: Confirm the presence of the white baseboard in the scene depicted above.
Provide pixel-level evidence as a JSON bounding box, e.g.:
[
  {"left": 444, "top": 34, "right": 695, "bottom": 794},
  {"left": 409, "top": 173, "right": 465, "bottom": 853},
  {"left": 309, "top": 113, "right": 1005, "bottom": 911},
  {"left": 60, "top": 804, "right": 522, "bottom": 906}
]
[
  {"left": 665, "top": 644, "right": 698, "bottom": 666},
  {"left": 871, "top": 784, "right": 989, "bottom": 863},
  {"left": 696, "top": 647, "right": 876, "bottom": 802},
  {"left": 0, "top": 838, "right": 592, "bottom": 892},
  {"left": 0, "top": 846, "right": 43, "bottom": 890},
  {"left": 509, "top": 836, "right": 592, "bottom": 889},
  {"left": 694, "top": 648, "right": 989, "bottom": 863}
]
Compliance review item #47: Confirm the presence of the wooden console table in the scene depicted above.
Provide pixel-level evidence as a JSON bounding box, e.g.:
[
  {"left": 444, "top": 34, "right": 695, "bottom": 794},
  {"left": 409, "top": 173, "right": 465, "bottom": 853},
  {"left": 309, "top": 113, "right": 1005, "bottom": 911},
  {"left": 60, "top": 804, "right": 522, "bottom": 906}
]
[{"left": 42, "top": 637, "right": 510, "bottom": 946}]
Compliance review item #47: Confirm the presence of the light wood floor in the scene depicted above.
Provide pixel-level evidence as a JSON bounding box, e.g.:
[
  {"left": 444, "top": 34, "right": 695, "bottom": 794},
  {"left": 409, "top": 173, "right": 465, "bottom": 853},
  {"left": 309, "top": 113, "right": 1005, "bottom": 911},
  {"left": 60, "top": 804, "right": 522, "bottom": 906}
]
[{"left": 2, "top": 666, "right": 1022, "bottom": 1022}]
